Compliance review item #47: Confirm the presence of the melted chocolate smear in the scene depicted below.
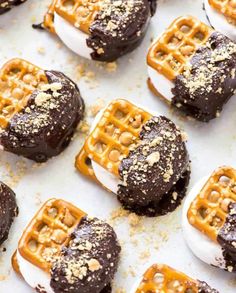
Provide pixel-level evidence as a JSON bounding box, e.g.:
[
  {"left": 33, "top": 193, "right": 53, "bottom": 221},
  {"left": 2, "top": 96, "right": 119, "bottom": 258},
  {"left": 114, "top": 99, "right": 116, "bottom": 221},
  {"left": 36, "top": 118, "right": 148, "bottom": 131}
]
[
  {"left": 0, "top": 182, "right": 18, "bottom": 246},
  {"left": 198, "top": 281, "right": 219, "bottom": 293},
  {"left": 172, "top": 32, "right": 236, "bottom": 122},
  {"left": 0, "top": 0, "right": 26, "bottom": 14},
  {"left": 117, "top": 116, "right": 190, "bottom": 217},
  {"left": 87, "top": 0, "right": 153, "bottom": 62},
  {"left": 50, "top": 217, "right": 121, "bottom": 293},
  {"left": 0, "top": 71, "right": 84, "bottom": 162},
  {"left": 217, "top": 202, "right": 236, "bottom": 272}
]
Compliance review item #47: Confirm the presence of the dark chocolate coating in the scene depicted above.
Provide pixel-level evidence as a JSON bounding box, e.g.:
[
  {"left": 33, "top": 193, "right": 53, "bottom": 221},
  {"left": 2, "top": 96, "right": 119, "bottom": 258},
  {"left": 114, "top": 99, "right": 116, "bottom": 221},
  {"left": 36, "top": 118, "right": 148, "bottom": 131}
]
[
  {"left": 87, "top": 0, "right": 154, "bottom": 62},
  {"left": 217, "top": 202, "right": 236, "bottom": 272},
  {"left": 198, "top": 281, "right": 219, "bottom": 293},
  {"left": 50, "top": 217, "right": 121, "bottom": 293},
  {"left": 117, "top": 116, "right": 190, "bottom": 217},
  {"left": 0, "top": 181, "right": 18, "bottom": 246},
  {"left": 148, "top": 0, "right": 157, "bottom": 16},
  {"left": 0, "top": 71, "right": 84, "bottom": 162},
  {"left": 172, "top": 32, "right": 236, "bottom": 122},
  {"left": 0, "top": 0, "right": 26, "bottom": 14}
]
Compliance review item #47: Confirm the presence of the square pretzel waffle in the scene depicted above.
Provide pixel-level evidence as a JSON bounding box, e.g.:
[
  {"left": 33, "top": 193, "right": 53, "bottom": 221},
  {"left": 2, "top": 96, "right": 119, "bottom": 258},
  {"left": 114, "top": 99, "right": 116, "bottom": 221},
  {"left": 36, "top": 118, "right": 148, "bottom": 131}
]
[
  {"left": 135, "top": 264, "right": 198, "bottom": 292},
  {"left": 0, "top": 58, "right": 47, "bottom": 129},
  {"left": 209, "top": 0, "right": 236, "bottom": 22},
  {"left": 54, "top": 0, "right": 101, "bottom": 34},
  {"left": 18, "top": 199, "right": 86, "bottom": 273},
  {"left": 147, "top": 16, "right": 213, "bottom": 80},
  {"left": 187, "top": 166, "right": 236, "bottom": 243},
  {"left": 81, "top": 99, "right": 152, "bottom": 177}
]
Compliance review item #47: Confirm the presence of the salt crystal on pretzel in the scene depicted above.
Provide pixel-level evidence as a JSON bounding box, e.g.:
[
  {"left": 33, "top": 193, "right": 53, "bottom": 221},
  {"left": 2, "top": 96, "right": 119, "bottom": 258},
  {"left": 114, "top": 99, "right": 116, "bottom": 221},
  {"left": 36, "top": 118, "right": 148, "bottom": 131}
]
[
  {"left": 147, "top": 15, "right": 236, "bottom": 122},
  {"left": 134, "top": 264, "right": 218, "bottom": 293},
  {"left": 36, "top": 0, "right": 156, "bottom": 61},
  {"left": 76, "top": 99, "right": 190, "bottom": 217},
  {"left": 13, "top": 198, "right": 121, "bottom": 292},
  {"left": 183, "top": 166, "right": 236, "bottom": 272}
]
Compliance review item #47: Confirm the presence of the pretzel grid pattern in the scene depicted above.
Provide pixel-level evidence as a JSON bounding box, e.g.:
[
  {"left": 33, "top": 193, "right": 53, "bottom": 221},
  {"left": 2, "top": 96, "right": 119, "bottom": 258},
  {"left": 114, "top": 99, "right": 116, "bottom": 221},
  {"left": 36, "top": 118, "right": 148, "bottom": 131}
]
[
  {"left": 18, "top": 199, "right": 86, "bottom": 272},
  {"left": 83, "top": 99, "right": 152, "bottom": 176},
  {"left": 147, "top": 16, "right": 213, "bottom": 80},
  {"left": 209, "top": 0, "right": 236, "bottom": 21},
  {"left": 0, "top": 59, "right": 47, "bottom": 129},
  {"left": 187, "top": 166, "right": 236, "bottom": 243},
  {"left": 135, "top": 264, "right": 198, "bottom": 292},
  {"left": 55, "top": 0, "right": 101, "bottom": 34}
]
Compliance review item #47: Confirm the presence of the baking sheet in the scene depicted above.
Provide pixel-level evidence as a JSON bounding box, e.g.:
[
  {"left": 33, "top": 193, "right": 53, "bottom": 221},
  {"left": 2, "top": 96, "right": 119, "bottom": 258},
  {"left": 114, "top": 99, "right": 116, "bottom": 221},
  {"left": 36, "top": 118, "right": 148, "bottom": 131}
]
[{"left": 0, "top": 0, "right": 236, "bottom": 292}]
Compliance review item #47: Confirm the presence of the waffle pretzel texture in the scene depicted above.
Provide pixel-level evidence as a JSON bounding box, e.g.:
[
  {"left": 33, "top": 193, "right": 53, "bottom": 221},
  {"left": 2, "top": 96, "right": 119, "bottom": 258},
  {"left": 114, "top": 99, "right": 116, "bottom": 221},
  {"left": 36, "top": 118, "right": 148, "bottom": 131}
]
[
  {"left": 187, "top": 166, "right": 236, "bottom": 243},
  {"left": 0, "top": 58, "right": 47, "bottom": 129},
  {"left": 18, "top": 199, "right": 86, "bottom": 273},
  {"left": 209, "top": 0, "right": 236, "bottom": 21},
  {"left": 81, "top": 99, "right": 152, "bottom": 177},
  {"left": 147, "top": 16, "right": 213, "bottom": 80},
  {"left": 55, "top": 0, "right": 101, "bottom": 34},
  {"left": 135, "top": 264, "right": 198, "bottom": 292}
]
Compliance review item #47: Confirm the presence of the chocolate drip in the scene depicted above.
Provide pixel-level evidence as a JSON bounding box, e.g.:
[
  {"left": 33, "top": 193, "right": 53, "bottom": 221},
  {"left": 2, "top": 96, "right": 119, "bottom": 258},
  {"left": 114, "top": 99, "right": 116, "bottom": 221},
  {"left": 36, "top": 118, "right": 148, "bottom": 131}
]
[
  {"left": 0, "top": 0, "right": 26, "bottom": 14},
  {"left": 50, "top": 217, "right": 121, "bottom": 293},
  {"left": 217, "top": 202, "right": 236, "bottom": 272},
  {"left": 0, "top": 70, "right": 84, "bottom": 162},
  {"left": 198, "top": 281, "right": 219, "bottom": 293},
  {"left": 87, "top": 0, "right": 153, "bottom": 61},
  {"left": 172, "top": 32, "right": 236, "bottom": 122},
  {"left": 117, "top": 116, "right": 190, "bottom": 216},
  {"left": 0, "top": 182, "right": 18, "bottom": 246}
]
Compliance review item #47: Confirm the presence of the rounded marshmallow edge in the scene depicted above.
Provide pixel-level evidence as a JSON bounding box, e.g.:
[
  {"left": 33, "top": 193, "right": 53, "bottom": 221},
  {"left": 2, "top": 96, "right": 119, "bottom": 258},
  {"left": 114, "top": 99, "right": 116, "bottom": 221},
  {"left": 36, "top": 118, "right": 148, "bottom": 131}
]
[
  {"left": 182, "top": 176, "right": 226, "bottom": 270},
  {"left": 147, "top": 65, "right": 174, "bottom": 102},
  {"left": 54, "top": 12, "right": 93, "bottom": 59},
  {"left": 17, "top": 250, "right": 53, "bottom": 293},
  {"left": 204, "top": 0, "right": 236, "bottom": 41}
]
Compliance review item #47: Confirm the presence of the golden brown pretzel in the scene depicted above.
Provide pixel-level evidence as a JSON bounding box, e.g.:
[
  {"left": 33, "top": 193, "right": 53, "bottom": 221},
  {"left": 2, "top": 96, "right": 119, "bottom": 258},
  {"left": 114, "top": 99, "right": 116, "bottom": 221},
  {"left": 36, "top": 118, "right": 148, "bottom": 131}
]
[
  {"left": 187, "top": 166, "right": 236, "bottom": 243},
  {"left": 0, "top": 58, "right": 47, "bottom": 129},
  {"left": 55, "top": 0, "right": 101, "bottom": 34},
  {"left": 135, "top": 264, "right": 198, "bottom": 292},
  {"left": 81, "top": 99, "right": 151, "bottom": 177},
  {"left": 18, "top": 199, "right": 86, "bottom": 272},
  {"left": 209, "top": 0, "right": 236, "bottom": 21},
  {"left": 147, "top": 16, "right": 213, "bottom": 80}
]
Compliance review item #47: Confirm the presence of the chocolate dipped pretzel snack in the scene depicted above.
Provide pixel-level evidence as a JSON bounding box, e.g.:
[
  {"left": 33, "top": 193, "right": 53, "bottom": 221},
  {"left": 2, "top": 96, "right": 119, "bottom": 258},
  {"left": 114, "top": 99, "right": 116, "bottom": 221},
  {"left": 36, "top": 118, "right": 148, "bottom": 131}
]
[
  {"left": 0, "top": 0, "right": 26, "bottom": 14},
  {"left": 0, "top": 58, "right": 84, "bottom": 162},
  {"left": 147, "top": 15, "right": 236, "bottom": 122},
  {"left": 134, "top": 264, "right": 219, "bottom": 293},
  {"left": 76, "top": 99, "right": 190, "bottom": 217},
  {"left": 35, "top": 0, "right": 157, "bottom": 61},
  {"left": 13, "top": 198, "right": 121, "bottom": 293},
  {"left": 183, "top": 166, "right": 236, "bottom": 272}
]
